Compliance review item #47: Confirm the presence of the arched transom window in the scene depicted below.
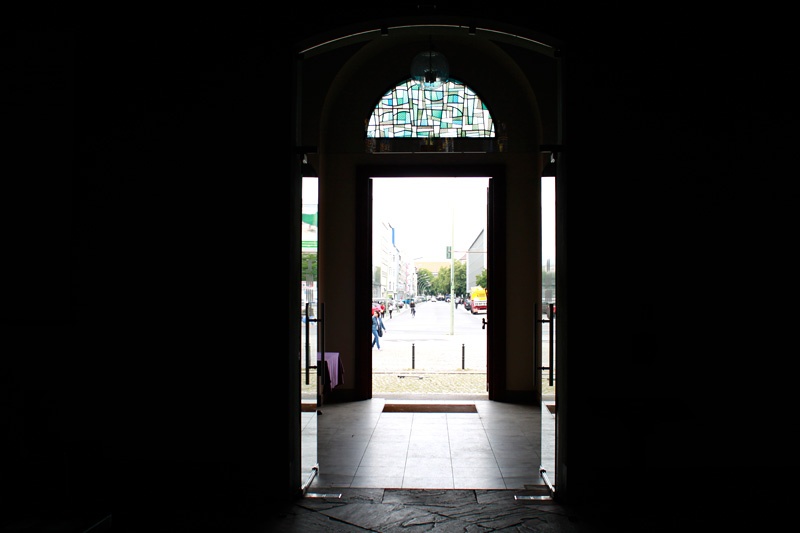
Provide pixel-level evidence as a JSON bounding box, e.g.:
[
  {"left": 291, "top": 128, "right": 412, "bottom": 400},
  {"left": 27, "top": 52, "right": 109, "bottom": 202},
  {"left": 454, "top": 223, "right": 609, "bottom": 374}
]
[{"left": 366, "top": 78, "right": 495, "bottom": 138}]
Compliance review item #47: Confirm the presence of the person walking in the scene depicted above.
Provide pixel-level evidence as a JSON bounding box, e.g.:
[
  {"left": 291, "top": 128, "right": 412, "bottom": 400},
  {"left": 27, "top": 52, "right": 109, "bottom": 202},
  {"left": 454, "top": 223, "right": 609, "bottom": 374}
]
[
  {"left": 371, "top": 309, "right": 386, "bottom": 350},
  {"left": 409, "top": 299, "right": 416, "bottom": 317},
  {"left": 388, "top": 300, "right": 395, "bottom": 319}
]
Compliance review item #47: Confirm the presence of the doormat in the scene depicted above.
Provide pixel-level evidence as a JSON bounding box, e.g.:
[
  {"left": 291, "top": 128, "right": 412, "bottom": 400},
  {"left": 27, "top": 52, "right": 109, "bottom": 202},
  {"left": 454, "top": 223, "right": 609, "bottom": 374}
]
[
  {"left": 382, "top": 403, "right": 477, "bottom": 413},
  {"left": 546, "top": 404, "right": 556, "bottom": 414},
  {"left": 301, "top": 403, "right": 317, "bottom": 412}
]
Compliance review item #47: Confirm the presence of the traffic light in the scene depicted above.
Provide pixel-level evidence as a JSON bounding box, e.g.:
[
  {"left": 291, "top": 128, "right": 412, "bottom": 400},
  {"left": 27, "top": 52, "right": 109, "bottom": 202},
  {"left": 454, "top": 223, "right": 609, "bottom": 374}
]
[{"left": 446, "top": 246, "right": 451, "bottom": 259}]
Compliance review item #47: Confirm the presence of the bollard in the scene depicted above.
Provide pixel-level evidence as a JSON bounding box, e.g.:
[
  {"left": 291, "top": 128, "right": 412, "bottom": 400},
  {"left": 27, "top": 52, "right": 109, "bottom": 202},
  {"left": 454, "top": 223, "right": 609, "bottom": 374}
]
[
  {"left": 462, "top": 344, "right": 465, "bottom": 369},
  {"left": 412, "top": 343, "right": 415, "bottom": 369}
]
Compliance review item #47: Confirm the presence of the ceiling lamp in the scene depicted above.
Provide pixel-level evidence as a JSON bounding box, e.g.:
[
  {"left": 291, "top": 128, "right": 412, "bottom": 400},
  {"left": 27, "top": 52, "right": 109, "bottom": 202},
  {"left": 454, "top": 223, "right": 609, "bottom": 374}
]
[{"left": 410, "top": 37, "right": 449, "bottom": 89}]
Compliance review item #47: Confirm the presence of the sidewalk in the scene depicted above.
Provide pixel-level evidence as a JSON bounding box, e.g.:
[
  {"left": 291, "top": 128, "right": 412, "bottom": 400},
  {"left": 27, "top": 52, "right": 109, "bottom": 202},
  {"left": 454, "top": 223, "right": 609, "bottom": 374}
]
[
  {"left": 372, "top": 304, "right": 488, "bottom": 396},
  {"left": 302, "top": 303, "right": 553, "bottom": 397},
  {"left": 373, "top": 369, "right": 488, "bottom": 395}
]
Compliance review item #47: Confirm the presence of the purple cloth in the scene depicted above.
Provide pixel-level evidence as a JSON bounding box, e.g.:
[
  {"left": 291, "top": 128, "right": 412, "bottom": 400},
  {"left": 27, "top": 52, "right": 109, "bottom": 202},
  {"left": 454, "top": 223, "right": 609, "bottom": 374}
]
[{"left": 317, "top": 352, "right": 342, "bottom": 389}]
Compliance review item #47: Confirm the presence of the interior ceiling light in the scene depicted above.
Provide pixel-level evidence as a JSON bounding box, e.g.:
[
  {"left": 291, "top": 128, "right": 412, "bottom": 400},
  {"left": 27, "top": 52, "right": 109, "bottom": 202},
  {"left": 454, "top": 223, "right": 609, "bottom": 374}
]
[{"left": 410, "top": 36, "right": 449, "bottom": 89}]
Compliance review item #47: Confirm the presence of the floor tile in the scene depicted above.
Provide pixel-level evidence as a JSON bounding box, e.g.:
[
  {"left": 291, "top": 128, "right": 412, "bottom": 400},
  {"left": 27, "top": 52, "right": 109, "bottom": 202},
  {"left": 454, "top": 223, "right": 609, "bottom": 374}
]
[{"left": 307, "top": 399, "right": 554, "bottom": 494}]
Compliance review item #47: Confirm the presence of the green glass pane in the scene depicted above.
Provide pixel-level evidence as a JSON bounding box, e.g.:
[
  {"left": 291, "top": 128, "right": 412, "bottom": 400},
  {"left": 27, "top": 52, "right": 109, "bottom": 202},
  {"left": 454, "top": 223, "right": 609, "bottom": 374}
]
[{"left": 366, "top": 78, "right": 495, "bottom": 139}]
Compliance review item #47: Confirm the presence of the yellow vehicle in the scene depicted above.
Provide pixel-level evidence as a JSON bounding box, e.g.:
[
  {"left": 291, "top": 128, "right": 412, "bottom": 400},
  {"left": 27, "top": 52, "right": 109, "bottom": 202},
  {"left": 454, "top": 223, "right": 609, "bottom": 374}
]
[{"left": 469, "top": 286, "right": 487, "bottom": 314}]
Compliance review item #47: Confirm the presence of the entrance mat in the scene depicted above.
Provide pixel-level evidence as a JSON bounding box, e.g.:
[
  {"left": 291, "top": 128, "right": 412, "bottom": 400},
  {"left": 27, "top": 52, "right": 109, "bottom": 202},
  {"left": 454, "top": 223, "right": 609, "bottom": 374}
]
[
  {"left": 301, "top": 402, "right": 317, "bottom": 412},
  {"left": 546, "top": 404, "right": 556, "bottom": 414},
  {"left": 383, "top": 403, "right": 477, "bottom": 413}
]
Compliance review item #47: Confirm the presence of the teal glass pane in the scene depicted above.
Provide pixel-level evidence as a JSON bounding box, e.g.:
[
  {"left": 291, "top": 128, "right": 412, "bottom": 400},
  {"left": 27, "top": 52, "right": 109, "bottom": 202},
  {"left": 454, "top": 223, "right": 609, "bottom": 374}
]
[{"left": 366, "top": 78, "right": 494, "bottom": 138}]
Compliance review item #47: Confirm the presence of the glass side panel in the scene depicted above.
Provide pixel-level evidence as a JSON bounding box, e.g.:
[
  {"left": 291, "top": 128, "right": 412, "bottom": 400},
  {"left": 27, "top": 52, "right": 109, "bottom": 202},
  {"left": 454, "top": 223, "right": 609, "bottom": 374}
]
[
  {"left": 541, "top": 174, "right": 556, "bottom": 487},
  {"left": 301, "top": 177, "right": 319, "bottom": 481}
]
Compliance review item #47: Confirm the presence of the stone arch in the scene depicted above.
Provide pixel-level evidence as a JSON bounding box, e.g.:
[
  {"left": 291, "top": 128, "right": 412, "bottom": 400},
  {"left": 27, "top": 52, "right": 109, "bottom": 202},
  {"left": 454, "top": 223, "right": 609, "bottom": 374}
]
[{"left": 319, "top": 29, "right": 543, "bottom": 154}]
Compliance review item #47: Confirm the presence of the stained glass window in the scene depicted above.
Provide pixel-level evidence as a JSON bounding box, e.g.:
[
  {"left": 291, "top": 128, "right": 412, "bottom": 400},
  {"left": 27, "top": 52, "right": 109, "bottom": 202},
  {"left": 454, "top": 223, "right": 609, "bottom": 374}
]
[{"left": 366, "top": 78, "right": 495, "bottom": 138}]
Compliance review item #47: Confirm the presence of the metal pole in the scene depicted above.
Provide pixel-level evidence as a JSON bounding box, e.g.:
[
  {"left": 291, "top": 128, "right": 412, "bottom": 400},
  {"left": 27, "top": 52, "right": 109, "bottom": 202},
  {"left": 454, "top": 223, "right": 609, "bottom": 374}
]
[
  {"left": 549, "top": 303, "right": 555, "bottom": 387},
  {"left": 412, "top": 343, "right": 415, "bottom": 369},
  {"left": 316, "top": 302, "right": 325, "bottom": 412},
  {"left": 304, "top": 303, "right": 311, "bottom": 384},
  {"left": 449, "top": 205, "right": 455, "bottom": 334},
  {"left": 462, "top": 343, "right": 465, "bottom": 369}
]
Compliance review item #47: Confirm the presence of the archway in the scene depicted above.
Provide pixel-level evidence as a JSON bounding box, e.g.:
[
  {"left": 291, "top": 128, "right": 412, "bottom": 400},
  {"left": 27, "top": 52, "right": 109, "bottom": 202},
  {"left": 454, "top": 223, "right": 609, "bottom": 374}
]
[{"left": 297, "top": 21, "right": 560, "bottom": 494}]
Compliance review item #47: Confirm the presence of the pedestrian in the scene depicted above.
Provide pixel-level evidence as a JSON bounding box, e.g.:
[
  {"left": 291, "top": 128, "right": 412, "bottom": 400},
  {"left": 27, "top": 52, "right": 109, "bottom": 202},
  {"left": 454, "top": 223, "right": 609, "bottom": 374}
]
[
  {"left": 388, "top": 300, "right": 395, "bottom": 319},
  {"left": 409, "top": 299, "right": 416, "bottom": 317},
  {"left": 371, "top": 309, "right": 386, "bottom": 350}
]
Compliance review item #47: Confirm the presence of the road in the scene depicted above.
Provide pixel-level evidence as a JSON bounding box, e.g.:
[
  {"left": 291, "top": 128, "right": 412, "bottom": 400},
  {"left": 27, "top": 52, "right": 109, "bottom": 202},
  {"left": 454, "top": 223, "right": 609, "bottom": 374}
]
[
  {"left": 375, "top": 300, "right": 487, "bottom": 372},
  {"left": 301, "top": 300, "right": 555, "bottom": 395}
]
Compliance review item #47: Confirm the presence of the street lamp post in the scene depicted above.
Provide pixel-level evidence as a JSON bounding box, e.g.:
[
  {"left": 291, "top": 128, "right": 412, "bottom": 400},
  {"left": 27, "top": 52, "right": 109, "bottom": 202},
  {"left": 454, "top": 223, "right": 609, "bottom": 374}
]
[
  {"left": 413, "top": 257, "right": 423, "bottom": 300},
  {"left": 449, "top": 206, "right": 455, "bottom": 335}
]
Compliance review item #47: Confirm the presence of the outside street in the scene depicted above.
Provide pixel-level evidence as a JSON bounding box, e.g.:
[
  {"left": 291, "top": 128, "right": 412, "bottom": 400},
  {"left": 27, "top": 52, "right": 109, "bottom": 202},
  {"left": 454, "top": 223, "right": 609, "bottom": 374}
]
[
  {"left": 301, "top": 299, "right": 554, "bottom": 397},
  {"left": 371, "top": 299, "right": 488, "bottom": 396}
]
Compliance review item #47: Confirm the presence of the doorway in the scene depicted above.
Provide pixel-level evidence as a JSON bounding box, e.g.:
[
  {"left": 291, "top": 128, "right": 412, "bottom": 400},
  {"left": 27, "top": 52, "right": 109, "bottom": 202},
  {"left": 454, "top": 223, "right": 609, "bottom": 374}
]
[
  {"left": 300, "top": 176, "right": 319, "bottom": 491},
  {"left": 353, "top": 166, "right": 505, "bottom": 400},
  {"left": 296, "top": 22, "right": 561, "bottom": 497},
  {"left": 305, "top": 165, "right": 555, "bottom": 492},
  {"left": 371, "top": 177, "right": 489, "bottom": 398}
]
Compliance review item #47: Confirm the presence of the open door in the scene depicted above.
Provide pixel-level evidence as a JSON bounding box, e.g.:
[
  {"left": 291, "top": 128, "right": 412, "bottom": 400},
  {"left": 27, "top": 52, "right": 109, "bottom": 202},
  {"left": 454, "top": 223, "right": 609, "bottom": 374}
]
[
  {"left": 306, "top": 164, "right": 552, "bottom": 492},
  {"left": 369, "top": 176, "right": 490, "bottom": 397},
  {"left": 300, "top": 176, "right": 319, "bottom": 492},
  {"left": 348, "top": 165, "right": 513, "bottom": 400}
]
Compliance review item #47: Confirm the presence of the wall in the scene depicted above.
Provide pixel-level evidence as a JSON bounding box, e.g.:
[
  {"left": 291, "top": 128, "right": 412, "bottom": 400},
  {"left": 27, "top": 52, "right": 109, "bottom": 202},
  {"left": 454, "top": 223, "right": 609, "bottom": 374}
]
[
  {"left": 8, "top": 6, "right": 799, "bottom": 530},
  {"left": 313, "top": 31, "right": 546, "bottom": 402}
]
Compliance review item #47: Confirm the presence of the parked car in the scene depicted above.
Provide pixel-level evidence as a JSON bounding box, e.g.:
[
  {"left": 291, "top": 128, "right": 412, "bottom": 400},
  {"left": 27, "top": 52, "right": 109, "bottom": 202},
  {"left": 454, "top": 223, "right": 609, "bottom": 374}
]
[
  {"left": 469, "top": 286, "right": 487, "bottom": 314},
  {"left": 463, "top": 299, "right": 472, "bottom": 311}
]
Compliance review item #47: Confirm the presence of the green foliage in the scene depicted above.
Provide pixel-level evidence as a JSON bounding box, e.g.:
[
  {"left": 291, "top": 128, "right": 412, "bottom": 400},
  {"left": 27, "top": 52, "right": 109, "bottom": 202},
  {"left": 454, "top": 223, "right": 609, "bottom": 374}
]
[
  {"left": 474, "top": 268, "right": 487, "bottom": 289},
  {"left": 431, "top": 261, "right": 468, "bottom": 297},
  {"left": 417, "top": 268, "right": 434, "bottom": 295},
  {"left": 433, "top": 265, "right": 449, "bottom": 295},
  {"left": 454, "top": 261, "right": 467, "bottom": 296},
  {"left": 301, "top": 253, "right": 318, "bottom": 280}
]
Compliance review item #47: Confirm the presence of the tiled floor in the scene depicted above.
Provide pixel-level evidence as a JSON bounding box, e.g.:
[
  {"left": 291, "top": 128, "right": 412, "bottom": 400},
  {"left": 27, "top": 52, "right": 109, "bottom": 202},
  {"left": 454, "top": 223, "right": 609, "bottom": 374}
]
[
  {"left": 262, "top": 400, "right": 590, "bottom": 533},
  {"left": 302, "top": 397, "right": 555, "bottom": 492}
]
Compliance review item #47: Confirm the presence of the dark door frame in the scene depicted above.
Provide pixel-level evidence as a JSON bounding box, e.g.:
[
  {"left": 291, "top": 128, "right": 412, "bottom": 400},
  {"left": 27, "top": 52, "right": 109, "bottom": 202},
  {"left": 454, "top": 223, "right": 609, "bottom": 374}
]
[{"left": 355, "top": 164, "right": 508, "bottom": 400}]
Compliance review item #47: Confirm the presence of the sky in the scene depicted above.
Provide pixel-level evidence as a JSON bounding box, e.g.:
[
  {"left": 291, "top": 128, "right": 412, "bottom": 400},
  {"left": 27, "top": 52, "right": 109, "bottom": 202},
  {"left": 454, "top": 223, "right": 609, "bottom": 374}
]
[
  {"left": 303, "top": 176, "right": 555, "bottom": 264},
  {"left": 373, "top": 177, "right": 489, "bottom": 261}
]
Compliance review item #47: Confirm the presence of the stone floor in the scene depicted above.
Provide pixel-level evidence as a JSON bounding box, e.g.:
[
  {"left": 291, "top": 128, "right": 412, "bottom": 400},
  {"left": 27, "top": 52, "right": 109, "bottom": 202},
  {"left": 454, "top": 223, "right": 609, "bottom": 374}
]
[{"left": 263, "top": 487, "right": 604, "bottom": 532}]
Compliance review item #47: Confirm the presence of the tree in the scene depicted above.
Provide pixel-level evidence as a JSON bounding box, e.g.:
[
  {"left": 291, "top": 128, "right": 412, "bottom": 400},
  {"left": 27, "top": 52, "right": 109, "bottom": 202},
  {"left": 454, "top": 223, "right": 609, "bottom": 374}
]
[
  {"left": 454, "top": 261, "right": 467, "bottom": 296},
  {"left": 433, "top": 265, "right": 449, "bottom": 295},
  {"left": 474, "top": 268, "right": 487, "bottom": 290},
  {"left": 432, "top": 261, "right": 467, "bottom": 297},
  {"left": 417, "top": 268, "right": 434, "bottom": 295},
  {"left": 301, "top": 253, "right": 318, "bottom": 279}
]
